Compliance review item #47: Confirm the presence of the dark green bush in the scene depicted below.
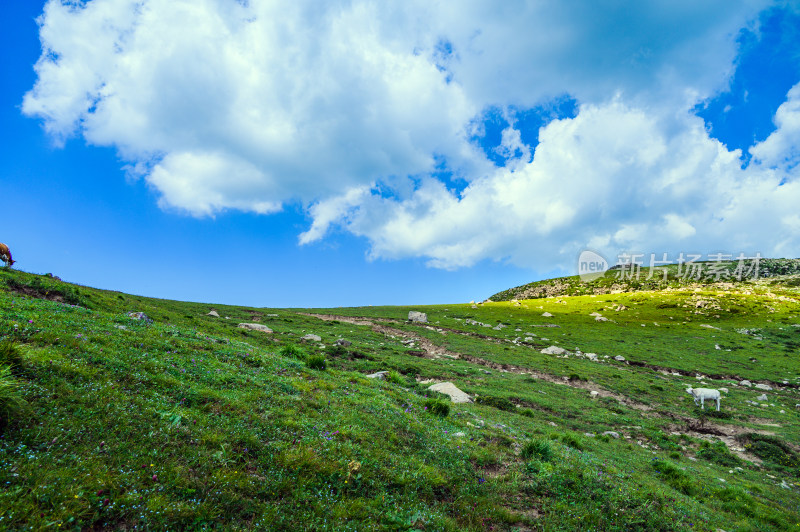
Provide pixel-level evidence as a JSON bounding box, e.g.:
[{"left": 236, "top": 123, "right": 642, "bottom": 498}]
[
  {"left": 306, "top": 355, "right": 327, "bottom": 370},
  {"left": 475, "top": 394, "right": 516, "bottom": 412},
  {"left": 697, "top": 440, "right": 741, "bottom": 467},
  {"left": 652, "top": 459, "right": 697, "bottom": 496},
  {"left": 0, "top": 342, "right": 24, "bottom": 373},
  {"left": 742, "top": 434, "right": 799, "bottom": 473},
  {"left": 424, "top": 399, "right": 449, "bottom": 417},
  {"left": 521, "top": 438, "right": 553, "bottom": 462},
  {"left": 279, "top": 344, "right": 306, "bottom": 360}
]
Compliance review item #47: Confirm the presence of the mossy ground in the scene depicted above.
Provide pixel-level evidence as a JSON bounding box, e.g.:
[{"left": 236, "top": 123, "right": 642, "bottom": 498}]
[{"left": 1, "top": 267, "right": 799, "bottom": 530}]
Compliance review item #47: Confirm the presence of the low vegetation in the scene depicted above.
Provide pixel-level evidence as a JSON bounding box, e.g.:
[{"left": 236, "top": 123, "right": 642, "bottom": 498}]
[{"left": 1, "top": 265, "right": 799, "bottom": 530}]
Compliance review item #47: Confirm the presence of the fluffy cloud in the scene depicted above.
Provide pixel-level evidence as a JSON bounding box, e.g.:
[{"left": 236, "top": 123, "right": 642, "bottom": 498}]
[
  {"left": 23, "top": 0, "right": 797, "bottom": 269},
  {"left": 329, "top": 98, "right": 800, "bottom": 269}
]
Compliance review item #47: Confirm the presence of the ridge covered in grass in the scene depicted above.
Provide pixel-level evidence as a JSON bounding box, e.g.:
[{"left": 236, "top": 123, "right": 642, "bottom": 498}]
[{"left": 1, "top": 267, "right": 799, "bottom": 530}]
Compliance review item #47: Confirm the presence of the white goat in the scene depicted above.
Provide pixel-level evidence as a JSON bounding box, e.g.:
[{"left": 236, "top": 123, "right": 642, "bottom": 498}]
[{"left": 686, "top": 387, "right": 721, "bottom": 411}]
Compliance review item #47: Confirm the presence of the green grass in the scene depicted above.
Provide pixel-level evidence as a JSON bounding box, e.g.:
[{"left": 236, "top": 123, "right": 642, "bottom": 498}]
[{"left": 0, "top": 266, "right": 799, "bottom": 530}]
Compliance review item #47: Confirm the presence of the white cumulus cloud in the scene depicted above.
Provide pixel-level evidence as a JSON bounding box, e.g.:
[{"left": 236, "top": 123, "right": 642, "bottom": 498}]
[{"left": 23, "top": 0, "right": 799, "bottom": 271}]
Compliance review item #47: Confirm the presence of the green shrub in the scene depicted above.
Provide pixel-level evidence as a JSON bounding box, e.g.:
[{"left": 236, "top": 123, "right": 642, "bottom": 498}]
[
  {"left": 386, "top": 370, "right": 405, "bottom": 385},
  {"left": 697, "top": 440, "right": 741, "bottom": 467},
  {"left": 424, "top": 399, "right": 449, "bottom": 417},
  {"left": 0, "top": 342, "right": 24, "bottom": 373},
  {"left": 521, "top": 438, "right": 553, "bottom": 462},
  {"left": 306, "top": 355, "right": 327, "bottom": 370},
  {"left": 475, "top": 395, "right": 516, "bottom": 412},
  {"left": 741, "top": 434, "right": 799, "bottom": 472},
  {"left": 652, "top": 459, "right": 697, "bottom": 496},
  {"left": 0, "top": 365, "right": 25, "bottom": 429},
  {"left": 280, "top": 344, "right": 306, "bottom": 360}
]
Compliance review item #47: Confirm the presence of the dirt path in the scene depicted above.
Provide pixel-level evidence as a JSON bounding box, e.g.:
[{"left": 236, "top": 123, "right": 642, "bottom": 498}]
[
  {"left": 302, "top": 312, "right": 652, "bottom": 410},
  {"left": 301, "top": 312, "right": 792, "bottom": 461}
]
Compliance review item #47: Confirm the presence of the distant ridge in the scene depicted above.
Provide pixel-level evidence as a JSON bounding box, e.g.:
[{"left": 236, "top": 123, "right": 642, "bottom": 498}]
[{"left": 490, "top": 257, "right": 800, "bottom": 301}]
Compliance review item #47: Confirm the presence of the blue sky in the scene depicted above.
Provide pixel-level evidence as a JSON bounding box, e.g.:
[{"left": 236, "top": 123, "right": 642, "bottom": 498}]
[{"left": 2, "top": 1, "right": 799, "bottom": 308}]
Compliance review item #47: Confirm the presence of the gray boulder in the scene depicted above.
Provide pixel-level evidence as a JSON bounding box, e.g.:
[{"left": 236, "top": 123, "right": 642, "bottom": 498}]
[
  {"left": 334, "top": 339, "right": 352, "bottom": 347},
  {"left": 603, "top": 431, "right": 620, "bottom": 439},
  {"left": 238, "top": 323, "right": 273, "bottom": 333},
  {"left": 614, "top": 355, "right": 626, "bottom": 362},
  {"left": 206, "top": 310, "right": 220, "bottom": 317},
  {"left": 541, "top": 346, "right": 567, "bottom": 355},
  {"left": 408, "top": 311, "right": 428, "bottom": 323},
  {"left": 302, "top": 334, "right": 322, "bottom": 342},
  {"left": 428, "top": 382, "right": 472, "bottom": 403},
  {"left": 756, "top": 394, "right": 768, "bottom": 401},
  {"left": 366, "top": 371, "right": 388, "bottom": 380},
  {"left": 128, "top": 312, "right": 153, "bottom": 324},
  {"left": 754, "top": 383, "right": 773, "bottom": 391}
]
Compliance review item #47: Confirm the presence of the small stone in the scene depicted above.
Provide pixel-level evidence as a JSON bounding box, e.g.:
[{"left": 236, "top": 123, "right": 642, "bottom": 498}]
[
  {"left": 334, "top": 339, "right": 352, "bottom": 347},
  {"left": 366, "top": 371, "right": 388, "bottom": 380},
  {"left": 740, "top": 380, "right": 752, "bottom": 387},
  {"left": 602, "top": 431, "right": 620, "bottom": 439},
  {"left": 301, "top": 334, "right": 322, "bottom": 342},
  {"left": 541, "top": 346, "right": 567, "bottom": 355},
  {"left": 542, "top": 312, "right": 553, "bottom": 317},
  {"left": 127, "top": 312, "right": 153, "bottom": 323},
  {"left": 206, "top": 310, "right": 220, "bottom": 317},
  {"left": 408, "top": 311, "right": 428, "bottom": 323},
  {"left": 614, "top": 355, "right": 626, "bottom": 362},
  {"left": 754, "top": 383, "right": 773, "bottom": 391},
  {"left": 238, "top": 323, "right": 273, "bottom": 333}
]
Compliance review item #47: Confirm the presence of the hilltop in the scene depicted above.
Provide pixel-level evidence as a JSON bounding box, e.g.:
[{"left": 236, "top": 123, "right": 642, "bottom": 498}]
[
  {"left": 490, "top": 258, "right": 800, "bottom": 301},
  {"left": 1, "top": 267, "right": 799, "bottom": 530}
]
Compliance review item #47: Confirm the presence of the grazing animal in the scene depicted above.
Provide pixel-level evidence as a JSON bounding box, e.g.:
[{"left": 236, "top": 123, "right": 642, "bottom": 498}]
[
  {"left": 0, "top": 243, "right": 14, "bottom": 267},
  {"left": 686, "top": 387, "right": 721, "bottom": 411}
]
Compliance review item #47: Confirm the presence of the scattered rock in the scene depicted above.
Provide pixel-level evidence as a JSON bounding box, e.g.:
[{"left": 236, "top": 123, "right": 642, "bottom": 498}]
[
  {"left": 206, "top": 310, "right": 220, "bottom": 318},
  {"left": 602, "top": 431, "right": 620, "bottom": 439},
  {"left": 589, "top": 312, "right": 603, "bottom": 317},
  {"left": 452, "top": 432, "right": 466, "bottom": 437},
  {"left": 238, "top": 323, "right": 273, "bottom": 333},
  {"left": 127, "top": 312, "right": 153, "bottom": 323},
  {"left": 428, "top": 382, "right": 472, "bottom": 403},
  {"left": 301, "top": 334, "right": 322, "bottom": 342},
  {"left": 740, "top": 380, "right": 752, "bottom": 387},
  {"left": 700, "top": 324, "right": 721, "bottom": 330},
  {"left": 754, "top": 383, "right": 773, "bottom": 391},
  {"left": 366, "top": 371, "right": 388, "bottom": 380},
  {"left": 541, "top": 346, "right": 567, "bottom": 355},
  {"left": 595, "top": 316, "right": 609, "bottom": 322},
  {"left": 334, "top": 339, "right": 352, "bottom": 347},
  {"left": 542, "top": 312, "right": 553, "bottom": 317},
  {"left": 548, "top": 421, "right": 558, "bottom": 427},
  {"left": 590, "top": 391, "right": 599, "bottom": 397},
  {"left": 585, "top": 353, "right": 599, "bottom": 361},
  {"left": 584, "top": 433, "right": 596, "bottom": 437},
  {"left": 757, "top": 394, "right": 768, "bottom": 401},
  {"left": 408, "top": 311, "right": 428, "bottom": 323},
  {"left": 614, "top": 355, "right": 626, "bottom": 362}
]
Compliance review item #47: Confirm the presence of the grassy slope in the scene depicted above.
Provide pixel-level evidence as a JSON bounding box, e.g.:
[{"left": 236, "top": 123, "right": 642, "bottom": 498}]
[{"left": 0, "top": 268, "right": 799, "bottom": 530}]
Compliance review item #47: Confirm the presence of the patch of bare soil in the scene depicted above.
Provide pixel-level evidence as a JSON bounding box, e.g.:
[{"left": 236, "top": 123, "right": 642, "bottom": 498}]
[
  {"left": 304, "top": 313, "right": 653, "bottom": 411},
  {"left": 7, "top": 283, "right": 65, "bottom": 302}
]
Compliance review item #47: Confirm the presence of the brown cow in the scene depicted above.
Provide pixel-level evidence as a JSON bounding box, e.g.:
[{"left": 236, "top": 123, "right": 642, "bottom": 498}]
[{"left": 0, "top": 243, "right": 15, "bottom": 267}]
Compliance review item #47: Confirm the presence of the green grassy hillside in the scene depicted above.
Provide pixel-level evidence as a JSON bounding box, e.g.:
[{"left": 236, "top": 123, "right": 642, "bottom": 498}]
[{"left": 1, "top": 267, "right": 799, "bottom": 530}]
